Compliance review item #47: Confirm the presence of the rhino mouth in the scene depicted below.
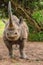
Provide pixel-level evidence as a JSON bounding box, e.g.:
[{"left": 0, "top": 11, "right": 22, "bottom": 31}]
[
  {"left": 8, "top": 35, "right": 17, "bottom": 39},
  {"left": 8, "top": 37, "right": 15, "bottom": 40},
  {"left": 6, "top": 34, "right": 20, "bottom": 41}
]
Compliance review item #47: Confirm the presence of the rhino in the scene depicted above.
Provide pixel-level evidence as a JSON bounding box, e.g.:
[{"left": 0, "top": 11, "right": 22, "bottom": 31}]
[{"left": 2, "top": 1, "right": 29, "bottom": 59}]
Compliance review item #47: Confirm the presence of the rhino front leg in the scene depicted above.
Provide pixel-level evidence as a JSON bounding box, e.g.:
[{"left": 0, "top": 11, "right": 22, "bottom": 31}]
[
  {"left": 8, "top": 44, "right": 13, "bottom": 58},
  {"left": 4, "top": 41, "right": 13, "bottom": 58},
  {"left": 19, "top": 40, "right": 28, "bottom": 59}
]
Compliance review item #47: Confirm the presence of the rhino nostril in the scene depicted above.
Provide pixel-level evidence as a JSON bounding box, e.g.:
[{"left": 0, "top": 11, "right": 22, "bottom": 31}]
[
  {"left": 7, "top": 33, "right": 9, "bottom": 36},
  {"left": 15, "top": 32, "right": 17, "bottom": 35}
]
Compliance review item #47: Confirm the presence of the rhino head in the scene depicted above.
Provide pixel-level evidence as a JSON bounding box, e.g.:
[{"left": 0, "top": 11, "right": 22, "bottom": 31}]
[{"left": 3, "top": 1, "right": 21, "bottom": 41}]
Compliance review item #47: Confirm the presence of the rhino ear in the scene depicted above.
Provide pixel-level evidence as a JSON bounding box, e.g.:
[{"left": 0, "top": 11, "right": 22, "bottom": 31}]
[
  {"left": 2, "top": 19, "right": 6, "bottom": 24},
  {"left": 19, "top": 16, "right": 23, "bottom": 24}
]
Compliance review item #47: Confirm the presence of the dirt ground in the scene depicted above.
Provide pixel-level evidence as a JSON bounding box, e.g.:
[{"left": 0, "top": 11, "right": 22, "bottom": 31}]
[{"left": 0, "top": 38, "right": 43, "bottom": 65}]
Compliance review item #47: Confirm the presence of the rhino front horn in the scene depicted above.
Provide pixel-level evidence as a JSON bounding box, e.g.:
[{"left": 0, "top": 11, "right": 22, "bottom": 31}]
[{"left": 8, "top": 1, "right": 13, "bottom": 27}]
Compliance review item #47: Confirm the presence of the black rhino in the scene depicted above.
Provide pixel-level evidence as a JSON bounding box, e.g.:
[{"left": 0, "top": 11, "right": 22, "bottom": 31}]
[{"left": 2, "top": 1, "right": 29, "bottom": 59}]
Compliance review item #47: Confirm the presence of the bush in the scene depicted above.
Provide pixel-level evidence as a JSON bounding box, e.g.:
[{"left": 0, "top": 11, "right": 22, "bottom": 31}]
[
  {"left": 29, "top": 31, "right": 43, "bottom": 41},
  {"left": 27, "top": 10, "right": 43, "bottom": 41},
  {"left": 32, "top": 10, "right": 43, "bottom": 27}
]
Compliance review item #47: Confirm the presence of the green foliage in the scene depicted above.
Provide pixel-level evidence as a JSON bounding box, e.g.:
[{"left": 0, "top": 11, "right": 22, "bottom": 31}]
[
  {"left": 0, "top": 20, "right": 5, "bottom": 37},
  {"left": 29, "top": 32, "right": 43, "bottom": 41},
  {"left": 0, "top": 0, "right": 43, "bottom": 18},
  {"left": 27, "top": 10, "right": 43, "bottom": 41},
  {"left": 32, "top": 10, "right": 43, "bottom": 27},
  {"left": 38, "top": 2, "right": 43, "bottom": 9}
]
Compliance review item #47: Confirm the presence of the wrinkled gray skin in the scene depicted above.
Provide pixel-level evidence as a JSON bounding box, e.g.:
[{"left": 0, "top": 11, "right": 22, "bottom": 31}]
[{"left": 3, "top": 1, "right": 29, "bottom": 59}]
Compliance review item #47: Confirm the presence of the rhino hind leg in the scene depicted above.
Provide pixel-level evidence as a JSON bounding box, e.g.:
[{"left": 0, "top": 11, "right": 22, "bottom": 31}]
[{"left": 19, "top": 39, "right": 28, "bottom": 59}]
